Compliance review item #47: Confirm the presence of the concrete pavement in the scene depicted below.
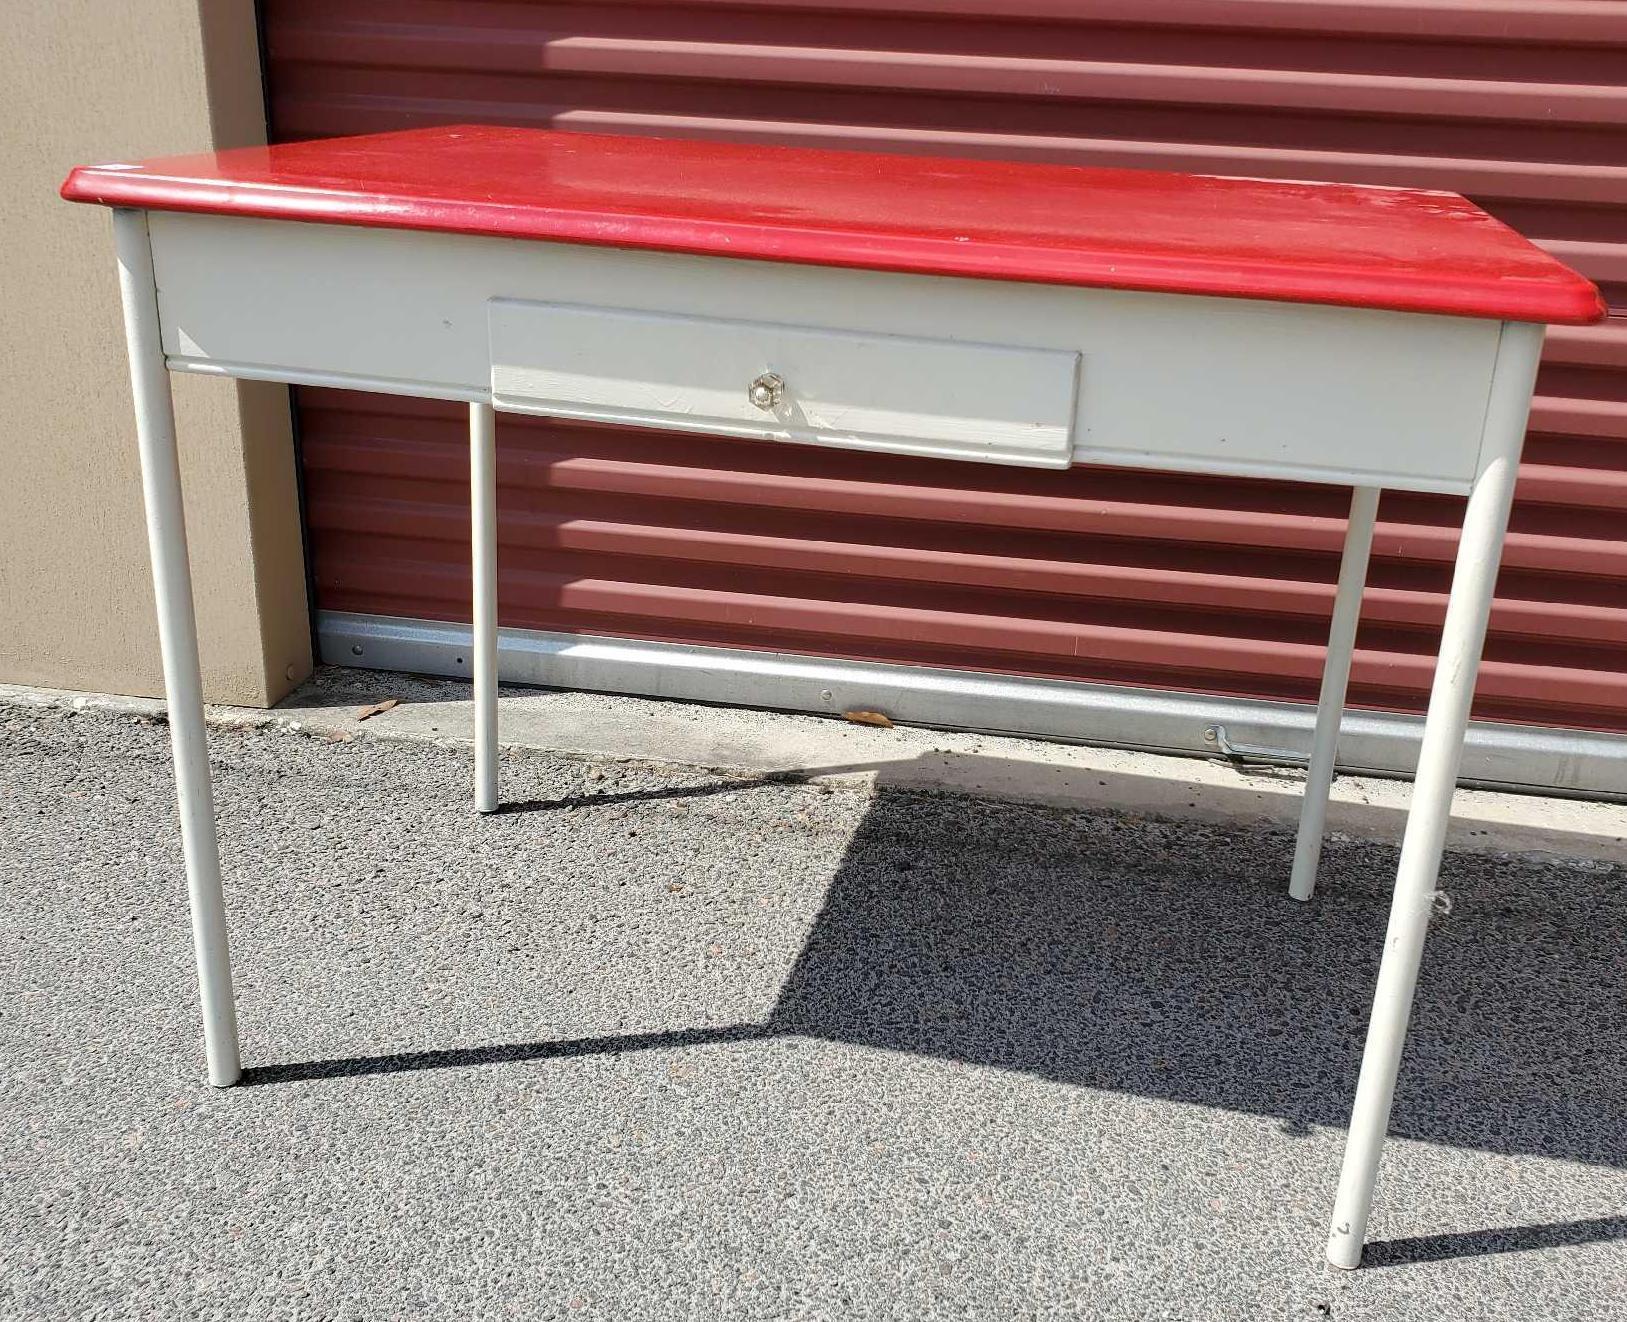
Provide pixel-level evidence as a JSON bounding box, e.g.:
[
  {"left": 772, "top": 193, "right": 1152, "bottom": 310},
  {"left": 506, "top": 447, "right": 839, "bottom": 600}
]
[{"left": 2, "top": 699, "right": 1624, "bottom": 1320}]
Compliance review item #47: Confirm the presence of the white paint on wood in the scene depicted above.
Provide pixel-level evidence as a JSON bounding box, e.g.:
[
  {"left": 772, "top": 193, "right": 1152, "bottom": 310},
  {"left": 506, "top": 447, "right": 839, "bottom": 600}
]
[
  {"left": 112, "top": 209, "right": 241, "bottom": 1088},
  {"left": 1290, "top": 484, "right": 1382, "bottom": 902},
  {"left": 470, "top": 400, "right": 499, "bottom": 814},
  {"left": 490, "top": 300, "right": 1079, "bottom": 468},
  {"left": 149, "top": 213, "right": 1503, "bottom": 491},
  {"left": 1324, "top": 321, "right": 1546, "bottom": 1270}
]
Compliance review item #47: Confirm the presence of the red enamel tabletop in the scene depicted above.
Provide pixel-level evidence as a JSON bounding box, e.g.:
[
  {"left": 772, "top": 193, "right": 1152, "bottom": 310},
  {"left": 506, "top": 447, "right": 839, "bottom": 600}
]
[{"left": 63, "top": 124, "right": 1603, "bottom": 325}]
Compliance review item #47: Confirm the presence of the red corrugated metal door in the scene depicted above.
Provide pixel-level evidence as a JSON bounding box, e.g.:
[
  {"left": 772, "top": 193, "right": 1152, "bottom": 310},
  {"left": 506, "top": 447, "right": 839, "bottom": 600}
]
[{"left": 262, "top": 1, "right": 1627, "bottom": 734}]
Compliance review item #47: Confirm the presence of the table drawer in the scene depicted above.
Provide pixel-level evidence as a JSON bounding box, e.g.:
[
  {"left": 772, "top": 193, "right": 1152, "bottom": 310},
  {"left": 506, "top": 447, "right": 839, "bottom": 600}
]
[{"left": 489, "top": 299, "right": 1080, "bottom": 468}]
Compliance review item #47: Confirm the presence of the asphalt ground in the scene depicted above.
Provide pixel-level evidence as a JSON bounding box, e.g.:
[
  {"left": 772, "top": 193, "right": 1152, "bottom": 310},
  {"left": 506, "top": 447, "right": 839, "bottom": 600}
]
[{"left": 3, "top": 702, "right": 1624, "bottom": 1320}]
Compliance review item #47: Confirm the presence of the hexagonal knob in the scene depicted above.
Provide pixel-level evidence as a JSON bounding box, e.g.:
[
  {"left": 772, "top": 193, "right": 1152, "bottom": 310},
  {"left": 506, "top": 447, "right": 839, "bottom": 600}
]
[{"left": 748, "top": 371, "right": 784, "bottom": 411}]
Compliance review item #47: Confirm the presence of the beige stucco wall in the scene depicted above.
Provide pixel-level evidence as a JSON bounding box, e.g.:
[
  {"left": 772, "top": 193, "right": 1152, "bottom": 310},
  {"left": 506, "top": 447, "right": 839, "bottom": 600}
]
[{"left": 0, "top": 1, "right": 311, "bottom": 707}]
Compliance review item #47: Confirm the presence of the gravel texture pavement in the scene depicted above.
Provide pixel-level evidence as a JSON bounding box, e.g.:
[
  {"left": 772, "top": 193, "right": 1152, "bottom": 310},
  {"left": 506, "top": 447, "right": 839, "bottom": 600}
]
[{"left": 2, "top": 701, "right": 1624, "bottom": 1320}]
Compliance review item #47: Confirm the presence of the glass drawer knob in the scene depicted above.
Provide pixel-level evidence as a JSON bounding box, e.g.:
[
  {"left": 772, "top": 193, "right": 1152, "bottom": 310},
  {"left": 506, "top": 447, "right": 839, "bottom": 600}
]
[{"left": 748, "top": 372, "right": 784, "bottom": 410}]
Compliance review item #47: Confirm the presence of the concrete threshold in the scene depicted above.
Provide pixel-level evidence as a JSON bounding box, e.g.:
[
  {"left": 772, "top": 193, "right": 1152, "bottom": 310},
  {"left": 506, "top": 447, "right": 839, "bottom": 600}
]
[{"left": 4, "top": 667, "right": 1622, "bottom": 865}]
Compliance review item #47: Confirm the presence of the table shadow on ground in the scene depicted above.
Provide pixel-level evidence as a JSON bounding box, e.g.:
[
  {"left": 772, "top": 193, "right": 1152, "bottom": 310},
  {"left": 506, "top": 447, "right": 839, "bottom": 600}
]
[{"left": 246, "top": 752, "right": 1627, "bottom": 1183}]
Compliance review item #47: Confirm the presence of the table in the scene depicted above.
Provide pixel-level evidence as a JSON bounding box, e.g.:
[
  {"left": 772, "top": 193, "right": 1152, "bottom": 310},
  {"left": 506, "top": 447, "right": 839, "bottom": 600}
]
[{"left": 62, "top": 126, "right": 1603, "bottom": 1269}]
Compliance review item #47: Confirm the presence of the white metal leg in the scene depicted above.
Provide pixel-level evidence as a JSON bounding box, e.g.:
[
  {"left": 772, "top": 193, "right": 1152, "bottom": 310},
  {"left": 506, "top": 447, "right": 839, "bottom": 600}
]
[
  {"left": 1289, "top": 485, "right": 1380, "bottom": 901},
  {"left": 471, "top": 400, "right": 499, "bottom": 813},
  {"left": 113, "top": 209, "right": 242, "bottom": 1088},
  {"left": 1326, "top": 321, "right": 1545, "bottom": 1269}
]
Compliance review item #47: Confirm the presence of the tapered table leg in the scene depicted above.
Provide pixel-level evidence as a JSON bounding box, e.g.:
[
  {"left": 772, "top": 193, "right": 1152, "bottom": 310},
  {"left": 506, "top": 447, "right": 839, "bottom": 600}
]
[
  {"left": 1290, "top": 484, "right": 1380, "bottom": 900},
  {"left": 1326, "top": 321, "right": 1544, "bottom": 1268},
  {"left": 113, "top": 208, "right": 241, "bottom": 1087},
  {"left": 471, "top": 399, "right": 499, "bottom": 813}
]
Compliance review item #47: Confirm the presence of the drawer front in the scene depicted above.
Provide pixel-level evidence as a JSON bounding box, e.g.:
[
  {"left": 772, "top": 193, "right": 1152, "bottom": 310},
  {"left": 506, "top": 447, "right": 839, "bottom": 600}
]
[{"left": 489, "top": 299, "right": 1080, "bottom": 468}]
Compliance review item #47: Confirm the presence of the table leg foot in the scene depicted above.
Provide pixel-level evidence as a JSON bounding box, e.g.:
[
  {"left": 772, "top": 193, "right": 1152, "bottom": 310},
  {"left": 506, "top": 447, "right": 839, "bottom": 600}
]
[{"left": 1326, "top": 1224, "right": 1363, "bottom": 1270}]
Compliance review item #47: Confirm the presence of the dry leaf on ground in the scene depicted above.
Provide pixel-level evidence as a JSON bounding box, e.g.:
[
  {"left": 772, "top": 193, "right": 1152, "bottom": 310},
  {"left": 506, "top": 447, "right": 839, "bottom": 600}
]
[
  {"left": 355, "top": 698, "right": 400, "bottom": 721},
  {"left": 843, "top": 709, "right": 894, "bottom": 728}
]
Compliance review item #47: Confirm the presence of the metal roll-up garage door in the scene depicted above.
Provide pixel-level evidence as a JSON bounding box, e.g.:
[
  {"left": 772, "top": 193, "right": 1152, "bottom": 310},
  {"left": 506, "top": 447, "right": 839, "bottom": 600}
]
[{"left": 260, "top": 1, "right": 1627, "bottom": 788}]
